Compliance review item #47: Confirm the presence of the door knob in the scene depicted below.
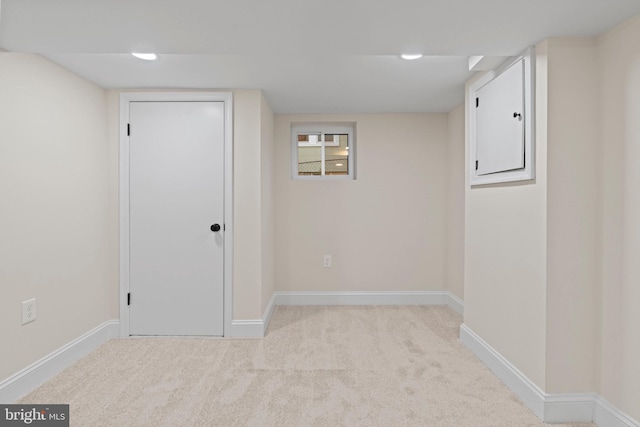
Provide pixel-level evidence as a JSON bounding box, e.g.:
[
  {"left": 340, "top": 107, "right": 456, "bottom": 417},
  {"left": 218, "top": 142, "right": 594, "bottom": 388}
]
[{"left": 210, "top": 224, "right": 221, "bottom": 232}]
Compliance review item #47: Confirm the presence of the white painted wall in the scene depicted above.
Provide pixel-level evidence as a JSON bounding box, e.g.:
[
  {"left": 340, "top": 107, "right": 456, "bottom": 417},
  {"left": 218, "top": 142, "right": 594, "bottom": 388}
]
[
  {"left": 5, "top": 17, "right": 639, "bottom": 420},
  {"left": 231, "top": 89, "right": 275, "bottom": 320},
  {"left": 545, "top": 38, "right": 599, "bottom": 394},
  {"left": 260, "top": 93, "right": 276, "bottom": 315},
  {"left": 464, "top": 16, "right": 640, "bottom": 421},
  {"left": 0, "top": 53, "right": 112, "bottom": 381},
  {"left": 464, "top": 46, "right": 549, "bottom": 389},
  {"left": 106, "top": 91, "right": 120, "bottom": 321},
  {"left": 274, "top": 114, "right": 448, "bottom": 293},
  {"left": 464, "top": 36, "right": 603, "bottom": 397},
  {"left": 232, "top": 90, "right": 264, "bottom": 320},
  {"left": 597, "top": 14, "right": 640, "bottom": 422},
  {"left": 446, "top": 105, "right": 465, "bottom": 301}
]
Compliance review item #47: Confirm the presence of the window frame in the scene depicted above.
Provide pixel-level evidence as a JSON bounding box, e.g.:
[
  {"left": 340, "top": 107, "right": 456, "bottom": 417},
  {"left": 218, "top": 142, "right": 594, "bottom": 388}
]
[{"left": 291, "top": 123, "right": 355, "bottom": 180}]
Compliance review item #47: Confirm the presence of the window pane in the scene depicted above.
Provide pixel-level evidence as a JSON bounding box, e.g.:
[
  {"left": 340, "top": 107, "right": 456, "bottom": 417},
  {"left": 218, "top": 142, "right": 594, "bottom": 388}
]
[
  {"left": 298, "top": 133, "right": 321, "bottom": 145},
  {"left": 298, "top": 145, "right": 322, "bottom": 175},
  {"left": 325, "top": 134, "right": 349, "bottom": 175}
]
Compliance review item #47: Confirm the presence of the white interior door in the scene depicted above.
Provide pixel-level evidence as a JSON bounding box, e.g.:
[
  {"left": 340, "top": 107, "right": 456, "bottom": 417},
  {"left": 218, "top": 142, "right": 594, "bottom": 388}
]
[{"left": 129, "top": 101, "right": 224, "bottom": 336}]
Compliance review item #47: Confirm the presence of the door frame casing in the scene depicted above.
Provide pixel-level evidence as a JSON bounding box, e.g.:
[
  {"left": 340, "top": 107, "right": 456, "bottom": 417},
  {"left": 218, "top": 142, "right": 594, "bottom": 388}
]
[{"left": 118, "top": 92, "right": 234, "bottom": 337}]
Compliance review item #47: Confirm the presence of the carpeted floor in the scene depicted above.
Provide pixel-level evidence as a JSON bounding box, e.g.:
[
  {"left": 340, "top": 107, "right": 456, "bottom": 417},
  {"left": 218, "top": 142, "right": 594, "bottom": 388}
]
[{"left": 20, "top": 306, "right": 595, "bottom": 426}]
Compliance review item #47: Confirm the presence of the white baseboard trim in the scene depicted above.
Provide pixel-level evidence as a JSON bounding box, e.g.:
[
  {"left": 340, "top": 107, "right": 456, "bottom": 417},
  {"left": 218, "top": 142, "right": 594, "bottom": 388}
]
[
  {"left": 460, "top": 323, "right": 639, "bottom": 427},
  {"left": 272, "top": 291, "right": 463, "bottom": 310},
  {"left": 228, "top": 289, "right": 466, "bottom": 344},
  {"left": 459, "top": 323, "right": 547, "bottom": 419},
  {"left": 595, "top": 396, "right": 639, "bottom": 427},
  {"left": 227, "top": 320, "right": 264, "bottom": 338},
  {"left": 446, "top": 293, "right": 464, "bottom": 316},
  {"left": 254, "top": 291, "right": 461, "bottom": 338},
  {"left": 226, "top": 293, "right": 277, "bottom": 338},
  {"left": 262, "top": 293, "right": 276, "bottom": 335},
  {"left": 544, "top": 393, "right": 597, "bottom": 423},
  {"left": 0, "top": 320, "right": 119, "bottom": 403}
]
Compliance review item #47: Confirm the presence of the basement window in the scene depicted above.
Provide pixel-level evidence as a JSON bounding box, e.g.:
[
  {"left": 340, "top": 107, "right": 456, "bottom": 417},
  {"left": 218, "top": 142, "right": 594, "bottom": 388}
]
[{"left": 291, "top": 123, "right": 355, "bottom": 180}]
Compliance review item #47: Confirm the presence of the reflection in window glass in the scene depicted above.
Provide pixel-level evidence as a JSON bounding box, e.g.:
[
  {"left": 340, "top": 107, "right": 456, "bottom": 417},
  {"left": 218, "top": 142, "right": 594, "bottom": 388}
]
[
  {"left": 298, "top": 145, "right": 322, "bottom": 175},
  {"left": 298, "top": 134, "right": 321, "bottom": 145},
  {"left": 292, "top": 124, "right": 355, "bottom": 179},
  {"left": 296, "top": 133, "right": 349, "bottom": 176},
  {"left": 324, "top": 134, "right": 348, "bottom": 175}
]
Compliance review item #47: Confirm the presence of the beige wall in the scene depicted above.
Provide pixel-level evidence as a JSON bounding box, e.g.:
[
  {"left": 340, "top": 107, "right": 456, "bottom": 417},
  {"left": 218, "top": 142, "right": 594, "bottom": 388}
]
[
  {"left": 260, "top": 93, "right": 276, "bottom": 316},
  {"left": 106, "top": 91, "right": 121, "bottom": 320},
  {"left": 232, "top": 89, "right": 276, "bottom": 320},
  {"left": 464, "top": 36, "right": 610, "bottom": 396},
  {"left": 0, "top": 53, "right": 112, "bottom": 381},
  {"left": 5, "top": 16, "right": 639, "bottom": 420},
  {"left": 545, "top": 38, "right": 599, "bottom": 393},
  {"left": 274, "top": 114, "right": 448, "bottom": 293},
  {"left": 231, "top": 90, "right": 264, "bottom": 320},
  {"left": 464, "top": 46, "right": 549, "bottom": 388},
  {"left": 597, "top": 14, "right": 640, "bottom": 421},
  {"left": 446, "top": 105, "right": 465, "bottom": 301},
  {"left": 465, "top": 15, "right": 640, "bottom": 420}
]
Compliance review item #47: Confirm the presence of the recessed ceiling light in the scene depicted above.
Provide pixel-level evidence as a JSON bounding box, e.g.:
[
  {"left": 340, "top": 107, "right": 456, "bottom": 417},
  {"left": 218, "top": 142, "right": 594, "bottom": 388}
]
[
  {"left": 336, "top": 163, "right": 344, "bottom": 167},
  {"left": 401, "top": 54, "right": 423, "bottom": 60},
  {"left": 132, "top": 53, "right": 158, "bottom": 61}
]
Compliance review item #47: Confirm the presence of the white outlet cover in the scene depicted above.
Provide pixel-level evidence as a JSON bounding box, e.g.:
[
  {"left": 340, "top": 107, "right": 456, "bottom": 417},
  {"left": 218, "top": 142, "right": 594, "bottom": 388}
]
[
  {"left": 22, "top": 298, "right": 36, "bottom": 324},
  {"left": 323, "top": 255, "right": 332, "bottom": 268}
]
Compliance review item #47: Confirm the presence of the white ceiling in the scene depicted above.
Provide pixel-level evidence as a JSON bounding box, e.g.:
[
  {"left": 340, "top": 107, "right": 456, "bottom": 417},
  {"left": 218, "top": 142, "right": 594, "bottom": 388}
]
[{"left": 1, "top": 0, "right": 639, "bottom": 113}]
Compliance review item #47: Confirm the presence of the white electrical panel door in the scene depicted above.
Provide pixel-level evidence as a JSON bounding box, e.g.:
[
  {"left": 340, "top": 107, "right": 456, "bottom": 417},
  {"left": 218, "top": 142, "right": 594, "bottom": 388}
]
[{"left": 475, "top": 59, "right": 525, "bottom": 176}]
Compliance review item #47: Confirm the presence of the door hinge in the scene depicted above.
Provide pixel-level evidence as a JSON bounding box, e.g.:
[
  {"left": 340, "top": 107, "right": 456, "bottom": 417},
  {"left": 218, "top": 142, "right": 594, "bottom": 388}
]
[
  {"left": 475, "top": 160, "right": 479, "bottom": 170},
  {"left": 127, "top": 293, "right": 131, "bottom": 306},
  {"left": 476, "top": 98, "right": 479, "bottom": 108},
  {"left": 127, "top": 124, "right": 130, "bottom": 136}
]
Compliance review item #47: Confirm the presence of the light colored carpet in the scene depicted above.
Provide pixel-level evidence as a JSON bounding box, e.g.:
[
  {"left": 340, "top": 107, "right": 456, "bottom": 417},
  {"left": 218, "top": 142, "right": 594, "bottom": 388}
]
[{"left": 20, "top": 306, "right": 594, "bottom": 426}]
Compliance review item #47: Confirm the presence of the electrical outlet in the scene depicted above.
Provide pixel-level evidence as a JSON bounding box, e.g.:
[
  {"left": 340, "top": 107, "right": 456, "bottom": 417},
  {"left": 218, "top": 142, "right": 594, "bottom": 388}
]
[
  {"left": 323, "top": 255, "right": 332, "bottom": 268},
  {"left": 22, "top": 298, "right": 36, "bottom": 324}
]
